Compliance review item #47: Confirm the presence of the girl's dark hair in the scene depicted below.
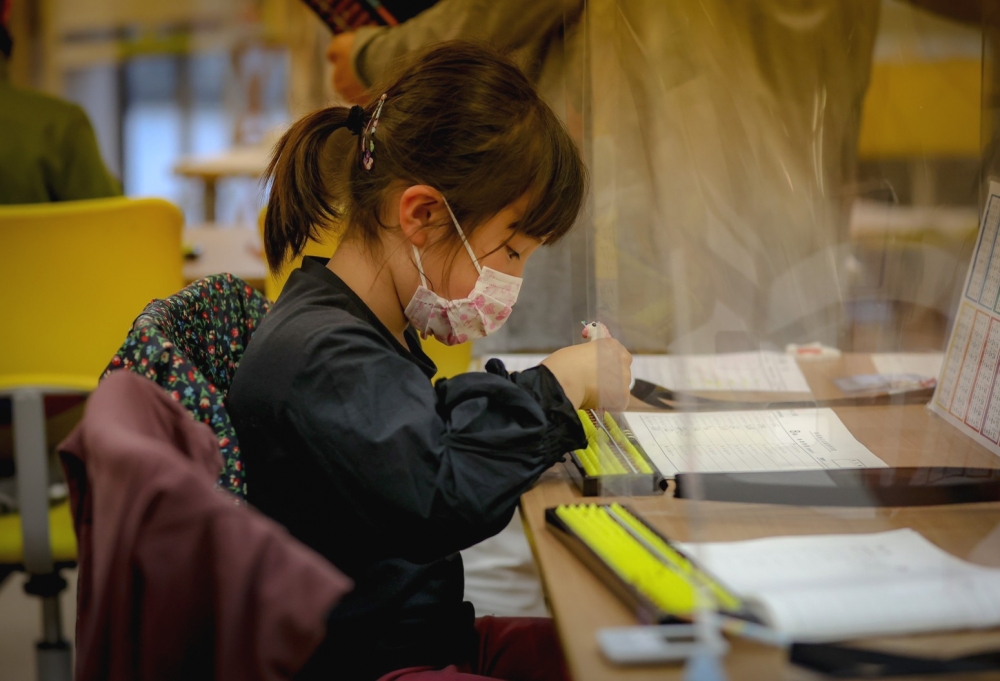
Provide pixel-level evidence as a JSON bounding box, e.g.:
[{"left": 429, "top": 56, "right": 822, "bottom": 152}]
[{"left": 263, "top": 40, "right": 588, "bottom": 272}]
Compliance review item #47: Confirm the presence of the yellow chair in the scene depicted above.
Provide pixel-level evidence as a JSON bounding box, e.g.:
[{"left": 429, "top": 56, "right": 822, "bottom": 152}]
[
  {"left": 0, "top": 197, "right": 184, "bottom": 679},
  {"left": 859, "top": 58, "right": 980, "bottom": 159},
  {"left": 421, "top": 336, "right": 473, "bottom": 380},
  {"left": 258, "top": 213, "right": 472, "bottom": 380}
]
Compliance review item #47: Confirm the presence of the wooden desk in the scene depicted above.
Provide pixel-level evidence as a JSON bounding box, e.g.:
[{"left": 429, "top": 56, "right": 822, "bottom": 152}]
[
  {"left": 182, "top": 226, "right": 267, "bottom": 292},
  {"left": 521, "top": 355, "right": 1000, "bottom": 680}
]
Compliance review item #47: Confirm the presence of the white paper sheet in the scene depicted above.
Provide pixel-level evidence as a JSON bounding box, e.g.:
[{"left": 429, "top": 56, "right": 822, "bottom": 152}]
[
  {"left": 622, "top": 408, "right": 886, "bottom": 478},
  {"left": 679, "top": 529, "right": 1000, "bottom": 642},
  {"left": 483, "top": 352, "right": 811, "bottom": 393},
  {"left": 630, "top": 353, "right": 810, "bottom": 393},
  {"left": 931, "top": 180, "right": 1000, "bottom": 458},
  {"left": 870, "top": 352, "right": 943, "bottom": 379}
]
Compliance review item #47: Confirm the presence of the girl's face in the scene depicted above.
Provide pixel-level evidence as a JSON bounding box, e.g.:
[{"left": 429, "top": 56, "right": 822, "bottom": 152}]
[{"left": 409, "top": 193, "right": 544, "bottom": 301}]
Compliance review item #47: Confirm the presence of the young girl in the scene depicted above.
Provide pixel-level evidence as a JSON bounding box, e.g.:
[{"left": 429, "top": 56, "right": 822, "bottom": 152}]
[{"left": 229, "top": 42, "right": 632, "bottom": 681}]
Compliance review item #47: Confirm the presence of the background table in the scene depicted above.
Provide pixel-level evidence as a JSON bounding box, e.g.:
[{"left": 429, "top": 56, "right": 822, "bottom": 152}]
[
  {"left": 182, "top": 225, "right": 267, "bottom": 291},
  {"left": 520, "top": 354, "right": 1000, "bottom": 680},
  {"left": 174, "top": 146, "right": 270, "bottom": 222}
]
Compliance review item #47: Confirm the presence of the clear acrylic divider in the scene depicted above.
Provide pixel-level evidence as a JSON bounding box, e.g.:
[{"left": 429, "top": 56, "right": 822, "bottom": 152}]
[{"left": 574, "top": 2, "right": 1000, "bottom": 680}]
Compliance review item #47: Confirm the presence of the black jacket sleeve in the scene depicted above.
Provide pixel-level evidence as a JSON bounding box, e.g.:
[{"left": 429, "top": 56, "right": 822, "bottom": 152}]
[{"left": 287, "top": 324, "right": 585, "bottom": 564}]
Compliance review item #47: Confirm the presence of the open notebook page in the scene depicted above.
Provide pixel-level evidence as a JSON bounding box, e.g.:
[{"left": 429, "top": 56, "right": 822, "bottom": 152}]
[
  {"left": 622, "top": 409, "right": 886, "bottom": 478},
  {"left": 679, "top": 529, "right": 1000, "bottom": 642}
]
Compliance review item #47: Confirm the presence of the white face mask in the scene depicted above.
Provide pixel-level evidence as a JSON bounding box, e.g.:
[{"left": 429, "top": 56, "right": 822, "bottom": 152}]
[{"left": 403, "top": 200, "right": 522, "bottom": 346}]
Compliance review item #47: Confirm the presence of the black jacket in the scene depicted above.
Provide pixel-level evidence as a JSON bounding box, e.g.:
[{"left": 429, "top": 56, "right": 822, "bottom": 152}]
[{"left": 228, "top": 257, "right": 585, "bottom": 679}]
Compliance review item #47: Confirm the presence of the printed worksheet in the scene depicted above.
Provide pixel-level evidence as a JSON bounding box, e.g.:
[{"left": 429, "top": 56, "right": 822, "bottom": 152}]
[
  {"left": 483, "top": 352, "right": 811, "bottom": 393},
  {"left": 622, "top": 408, "right": 886, "bottom": 478},
  {"left": 931, "top": 180, "right": 1000, "bottom": 457}
]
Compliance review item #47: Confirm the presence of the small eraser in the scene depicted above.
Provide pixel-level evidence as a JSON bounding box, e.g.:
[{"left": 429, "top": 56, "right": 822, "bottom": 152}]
[
  {"left": 785, "top": 342, "right": 841, "bottom": 361},
  {"left": 582, "top": 321, "right": 611, "bottom": 341}
]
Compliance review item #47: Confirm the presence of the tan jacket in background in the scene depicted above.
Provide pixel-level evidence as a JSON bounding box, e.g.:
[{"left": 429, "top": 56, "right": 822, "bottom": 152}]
[{"left": 348, "top": 0, "right": 583, "bottom": 89}]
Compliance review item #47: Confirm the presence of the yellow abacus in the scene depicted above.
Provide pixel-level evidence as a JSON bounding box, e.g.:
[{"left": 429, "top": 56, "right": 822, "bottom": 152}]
[
  {"left": 556, "top": 504, "right": 697, "bottom": 615},
  {"left": 574, "top": 410, "right": 652, "bottom": 476},
  {"left": 605, "top": 503, "right": 741, "bottom": 611},
  {"left": 603, "top": 412, "right": 654, "bottom": 474},
  {"left": 555, "top": 504, "right": 742, "bottom": 617}
]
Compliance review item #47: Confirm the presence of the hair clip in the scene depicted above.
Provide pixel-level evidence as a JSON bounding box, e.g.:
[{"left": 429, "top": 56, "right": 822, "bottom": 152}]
[{"left": 362, "top": 93, "right": 387, "bottom": 171}]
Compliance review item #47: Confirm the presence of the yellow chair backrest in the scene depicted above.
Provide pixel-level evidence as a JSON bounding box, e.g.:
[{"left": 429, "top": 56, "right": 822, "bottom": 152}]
[
  {"left": 859, "top": 59, "right": 980, "bottom": 158},
  {"left": 0, "top": 197, "right": 184, "bottom": 392},
  {"left": 259, "top": 213, "right": 471, "bottom": 379}
]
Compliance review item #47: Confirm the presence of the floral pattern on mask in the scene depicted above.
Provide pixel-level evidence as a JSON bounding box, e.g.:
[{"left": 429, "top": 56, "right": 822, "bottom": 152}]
[
  {"left": 405, "top": 265, "right": 521, "bottom": 345},
  {"left": 402, "top": 197, "right": 523, "bottom": 345}
]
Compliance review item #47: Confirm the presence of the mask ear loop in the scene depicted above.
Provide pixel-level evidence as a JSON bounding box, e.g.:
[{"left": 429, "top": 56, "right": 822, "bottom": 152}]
[
  {"left": 442, "top": 198, "right": 483, "bottom": 275},
  {"left": 410, "top": 197, "right": 479, "bottom": 289},
  {"left": 411, "top": 246, "right": 430, "bottom": 288}
]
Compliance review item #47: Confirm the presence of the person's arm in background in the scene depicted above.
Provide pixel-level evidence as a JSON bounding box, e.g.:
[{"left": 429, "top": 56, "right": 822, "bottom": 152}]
[
  {"left": 51, "top": 103, "right": 122, "bottom": 201},
  {"left": 328, "top": 0, "right": 583, "bottom": 102}
]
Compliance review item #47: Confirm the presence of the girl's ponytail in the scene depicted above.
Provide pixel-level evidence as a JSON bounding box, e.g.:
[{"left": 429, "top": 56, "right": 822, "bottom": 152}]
[{"left": 263, "top": 106, "right": 354, "bottom": 272}]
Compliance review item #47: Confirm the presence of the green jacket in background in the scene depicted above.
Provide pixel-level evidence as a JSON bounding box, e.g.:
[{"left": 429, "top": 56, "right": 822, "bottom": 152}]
[{"left": 0, "top": 56, "right": 122, "bottom": 204}]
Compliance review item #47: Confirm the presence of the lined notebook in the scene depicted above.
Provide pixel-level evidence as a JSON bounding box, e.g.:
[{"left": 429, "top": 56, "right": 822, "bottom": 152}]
[{"left": 679, "top": 529, "right": 1000, "bottom": 642}]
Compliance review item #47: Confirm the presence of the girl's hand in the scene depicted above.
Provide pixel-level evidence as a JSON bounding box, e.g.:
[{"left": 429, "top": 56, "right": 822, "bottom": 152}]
[{"left": 541, "top": 339, "right": 633, "bottom": 411}]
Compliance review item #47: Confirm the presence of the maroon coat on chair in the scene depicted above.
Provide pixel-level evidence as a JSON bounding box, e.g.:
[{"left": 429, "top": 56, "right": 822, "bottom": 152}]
[{"left": 59, "top": 371, "right": 352, "bottom": 681}]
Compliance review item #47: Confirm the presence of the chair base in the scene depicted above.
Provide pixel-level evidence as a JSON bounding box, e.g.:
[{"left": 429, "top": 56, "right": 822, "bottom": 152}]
[
  {"left": 24, "top": 571, "right": 72, "bottom": 681},
  {"left": 37, "top": 640, "right": 72, "bottom": 681},
  {"left": 0, "top": 564, "right": 15, "bottom": 588}
]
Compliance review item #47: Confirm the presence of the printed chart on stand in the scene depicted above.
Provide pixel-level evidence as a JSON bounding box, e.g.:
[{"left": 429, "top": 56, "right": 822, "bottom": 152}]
[{"left": 932, "top": 180, "right": 1000, "bottom": 457}]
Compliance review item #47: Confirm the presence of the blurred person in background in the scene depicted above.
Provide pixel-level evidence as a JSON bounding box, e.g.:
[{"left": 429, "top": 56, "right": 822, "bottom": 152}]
[
  {"left": 325, "top": 0, "right": 878, "bottom": 353},
  {"left": 0, "top": 0, "right": 120, "bottom": 513},
  {"left": 321, "top": 0, "right": 875, "bottom": 354},
  {"left": 0, "top": 0, "right": 121, "bottom": 204},
  {"left": 320, "top": 0, "right": 981, "bottom": 354}
]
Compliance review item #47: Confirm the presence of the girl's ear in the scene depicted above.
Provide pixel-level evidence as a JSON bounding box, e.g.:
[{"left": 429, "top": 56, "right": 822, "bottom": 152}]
[{"left": 398, "top": 185, "right": 449, "bottom": 248}]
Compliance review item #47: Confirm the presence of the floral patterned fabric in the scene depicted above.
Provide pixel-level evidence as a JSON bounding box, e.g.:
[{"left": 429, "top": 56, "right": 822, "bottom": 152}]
[{"left": 103, "top": 274, "right": 270, "bottom": 499}]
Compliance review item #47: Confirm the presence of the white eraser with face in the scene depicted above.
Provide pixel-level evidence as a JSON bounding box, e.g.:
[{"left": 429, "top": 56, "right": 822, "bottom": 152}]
[{"left": 582, "top": 321, "right": 611, "bottom": 341}]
